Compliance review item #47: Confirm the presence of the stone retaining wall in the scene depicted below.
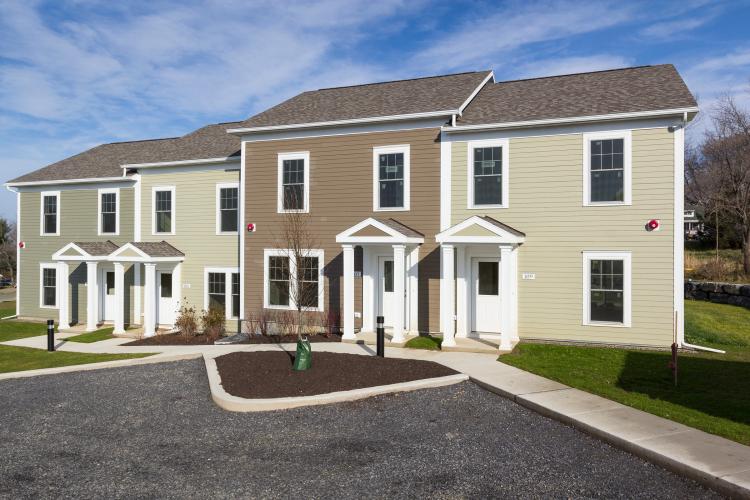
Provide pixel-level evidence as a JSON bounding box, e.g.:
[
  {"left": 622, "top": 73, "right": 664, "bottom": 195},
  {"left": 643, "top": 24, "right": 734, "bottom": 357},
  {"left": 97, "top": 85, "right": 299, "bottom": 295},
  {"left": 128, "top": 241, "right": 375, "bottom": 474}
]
[{"left": 684, "top": 281, "right": 750, "bottom": 309}]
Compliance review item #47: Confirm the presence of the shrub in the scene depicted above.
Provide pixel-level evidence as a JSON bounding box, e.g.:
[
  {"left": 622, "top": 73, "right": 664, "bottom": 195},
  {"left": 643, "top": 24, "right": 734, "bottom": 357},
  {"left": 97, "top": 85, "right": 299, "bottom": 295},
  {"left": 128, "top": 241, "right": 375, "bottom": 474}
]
[
  {"left": 175, "top": 302, "right": 199, "bottom": 337},
  {"left": 318, "top": 310, "right": 340, "bottom": 336},
  {"left": 275, "top": 310, "right": 295, "bottom": 336},
  {"left": 256, "top": 309, "right": 272, "bottom": 336},
  {"left": 243, "top": 311, "right": 258, "bottom": 336},
  {"left": 201, "top": 307, "right": 225, "bottom": 342}
]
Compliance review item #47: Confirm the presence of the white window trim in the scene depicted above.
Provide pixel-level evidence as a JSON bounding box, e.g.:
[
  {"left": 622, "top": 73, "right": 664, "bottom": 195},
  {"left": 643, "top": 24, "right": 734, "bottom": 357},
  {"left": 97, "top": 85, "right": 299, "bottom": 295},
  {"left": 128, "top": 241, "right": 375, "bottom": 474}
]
[
  {"left": 373, "top": 144, "right": 411, "bottom": 212},
  {"left": 583, "top": 130, "right": 632, "bottom": 206},
  {"left": 39, "top": 262, "right": 58, "bottom": 309},
  {"left": 39, "top": 190, "right": 60, "bottom": 236},
  {"left": 204, "top": 267, "right": 240, "bottom": 320},
  {"left": 97, "top": 187, "right": 120, "bottom": 236},
  {"left": 151, "top": 186, "right": 176, "bottom": 235},
  {"left": 467, "top": 139, "right": 509, "bottom": 209},
  {"left": 263, "top": 248, "right": 324, "bottom": 312},
  {"left": 277, "top": 151, "right": 310, "bottom": 214},
  {"left": 215, "top": 182, "right": 240, "bottom": 235},
  {"left": 582, "top": 251, "right": 632, "bottom": 328}
]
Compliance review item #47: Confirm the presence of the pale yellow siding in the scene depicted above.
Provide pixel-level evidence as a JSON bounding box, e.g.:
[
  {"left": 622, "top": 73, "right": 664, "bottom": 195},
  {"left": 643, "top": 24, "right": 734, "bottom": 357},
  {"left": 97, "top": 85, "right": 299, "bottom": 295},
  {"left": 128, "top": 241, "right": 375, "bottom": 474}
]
[
  {"left": 139, "top": 168, "right": 240, "bottom": 321},
  {"left": 18, "top": 187, "right": 136, "bottom": 323},
  {"left": 451, "top": 127, "right": 675, "bottom": 346}
]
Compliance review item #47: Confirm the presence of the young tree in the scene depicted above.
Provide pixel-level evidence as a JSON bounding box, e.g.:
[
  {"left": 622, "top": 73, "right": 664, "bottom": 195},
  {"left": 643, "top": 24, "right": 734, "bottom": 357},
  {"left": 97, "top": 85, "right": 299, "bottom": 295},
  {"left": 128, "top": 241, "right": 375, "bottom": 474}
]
[
  {"left": 0, "top": 218, "right": 16, "bottom": 284},
  {"left": 686, "top": 94, "right": 750, "bottom": 273}
]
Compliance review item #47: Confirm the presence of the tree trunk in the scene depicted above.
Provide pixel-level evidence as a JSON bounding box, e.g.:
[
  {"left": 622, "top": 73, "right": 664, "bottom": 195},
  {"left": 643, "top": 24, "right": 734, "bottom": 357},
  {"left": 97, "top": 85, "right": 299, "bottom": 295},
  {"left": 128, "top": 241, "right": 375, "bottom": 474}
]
[{"left": 744, "top": 228, "right": 750, "bottom": 275}]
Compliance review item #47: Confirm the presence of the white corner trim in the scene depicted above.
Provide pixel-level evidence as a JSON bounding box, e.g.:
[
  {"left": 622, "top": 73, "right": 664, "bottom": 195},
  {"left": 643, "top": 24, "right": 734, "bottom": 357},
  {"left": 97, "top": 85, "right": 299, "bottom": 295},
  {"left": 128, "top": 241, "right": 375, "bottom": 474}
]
[
  {"left": 97, "top": 187, "right": 120, "bottom": 236},
  {"left": 204, "top": 267, "right": 240, "bottom": 320},
  {"left": 262, "top": 248, "right": 325, "bottom": 312},
  {"left": 582, "top": 250, "right": 632, "bottom": 328},
  {"left": 372, "top": 144, "right": 411, "bottom": 212},
  {"left": 277, "top": 151, "right": 310, "bottom": 214},
  {"left": 458, "top": 71, "right": 494, "bottom": 115},
  {"left": 215, "top": 182, "right": 240, "bottom": 235},
  {"left": 39, "top": 190, "right": 60, "bottom": 236},
  {"left": 440, "top": 131, "right": 452, "bottom": 231},
  {"left": 133, "top": 174, "right": 142, "bottom": 241},
  {"left": 466, "top": 138, "right": 509, "bottom": 209},
  {"left": 228, "top": 110, "right": 458, "bottom": 135},
  {"left": 122, "top": 156, "right": 238, "bottom": 170},
  {"left": 239, "top": 141, "right": 246, "bottom": 320},
  {"left": 674, "top": 124, "right": 685, "bottom": 345},
  {"left": 39, "top": 262, "right": 59, "bottom": 309},
  {"left": 15, "top": 191, "right": 20, "bottom": 315},
  {"left": 583, "top": 129, "right": 632, "bottom": 207},
  {"left": 151, "top": 185, "right": 176, "bottom": 236}
]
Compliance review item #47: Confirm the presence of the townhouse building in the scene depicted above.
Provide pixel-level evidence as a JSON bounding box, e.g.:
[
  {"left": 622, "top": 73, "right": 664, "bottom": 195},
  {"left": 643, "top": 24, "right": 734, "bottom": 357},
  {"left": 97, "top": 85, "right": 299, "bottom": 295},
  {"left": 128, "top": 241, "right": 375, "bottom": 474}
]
[{"left": 6, "top": 64, "right": 697, "bottom": 351}]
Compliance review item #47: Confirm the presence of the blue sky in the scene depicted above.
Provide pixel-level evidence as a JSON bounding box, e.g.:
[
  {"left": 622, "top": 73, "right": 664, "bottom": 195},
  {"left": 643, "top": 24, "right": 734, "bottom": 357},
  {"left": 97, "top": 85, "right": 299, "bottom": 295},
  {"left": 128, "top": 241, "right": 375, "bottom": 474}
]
[{"left": 1, "top": 0, "right": 750, "bottom": 221}]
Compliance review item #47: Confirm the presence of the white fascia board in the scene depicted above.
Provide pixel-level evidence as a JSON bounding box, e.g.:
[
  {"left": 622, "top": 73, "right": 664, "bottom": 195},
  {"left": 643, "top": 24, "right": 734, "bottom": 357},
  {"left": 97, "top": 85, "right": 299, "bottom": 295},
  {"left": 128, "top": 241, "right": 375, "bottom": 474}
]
[
  {"left": 227, "top": 110, "right": 458, "bottom": 135},
  {"left": 442, "top": 107, "right": 700, "bottom": 133},
  {"left": 457, "top": 71, "right": 495, "bottom": 115},
  {"left": 121, "top": 156, "right": 239, "bottom": 169},
  {"left": 5, "top": 176, "right": 134, "bottom": 189}
]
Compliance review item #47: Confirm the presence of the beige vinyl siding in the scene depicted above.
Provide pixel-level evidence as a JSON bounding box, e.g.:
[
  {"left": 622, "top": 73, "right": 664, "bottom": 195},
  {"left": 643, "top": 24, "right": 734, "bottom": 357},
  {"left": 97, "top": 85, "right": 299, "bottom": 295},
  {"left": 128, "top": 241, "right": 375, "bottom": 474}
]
[
  {"left": 139, "top": 168, "right": 240, "bottom": 325},
  {"left": 452, "top": 127, "right": 675, "bottom": 346},
  {"left": 18, "top": 187, "right": 136, "bottom": 323}
]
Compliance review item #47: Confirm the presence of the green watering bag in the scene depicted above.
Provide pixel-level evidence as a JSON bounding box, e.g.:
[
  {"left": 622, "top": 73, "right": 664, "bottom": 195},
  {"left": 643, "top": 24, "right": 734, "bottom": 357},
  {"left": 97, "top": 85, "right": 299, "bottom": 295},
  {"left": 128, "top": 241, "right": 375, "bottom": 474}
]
[{"left": 293, "top": 337, "right": 312, "bottom": 371}]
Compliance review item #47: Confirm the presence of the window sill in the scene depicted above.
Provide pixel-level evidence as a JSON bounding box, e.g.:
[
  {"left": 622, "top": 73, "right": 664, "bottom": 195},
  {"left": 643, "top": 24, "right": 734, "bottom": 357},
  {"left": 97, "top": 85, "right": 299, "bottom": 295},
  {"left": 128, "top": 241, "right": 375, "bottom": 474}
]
[
  {"left": 40, "top": 233, "right": 60, "bottom": 237},
  {"left": 39, "top": 305, "right": 58, "bottom": 310},
  {"left": 216, "top": 231, "right": 239, "bottom": 236},
  {"left": 468, "top": 204, "right": 507, "bottom": 210},
  {"left": 264, "top": 304, "right": 324, "bottom": 313},
  {"left": 583, "top": 201, "right": 632, "bottom": 207},
  {"left": 583, "top": 321, "right": 631, "bottom": 328},
  {"left": 277, "top": 209, "right": 309, "bottom": 214},
  {"left": 374, "top": 206, "right": 409, "bottom": 212}
]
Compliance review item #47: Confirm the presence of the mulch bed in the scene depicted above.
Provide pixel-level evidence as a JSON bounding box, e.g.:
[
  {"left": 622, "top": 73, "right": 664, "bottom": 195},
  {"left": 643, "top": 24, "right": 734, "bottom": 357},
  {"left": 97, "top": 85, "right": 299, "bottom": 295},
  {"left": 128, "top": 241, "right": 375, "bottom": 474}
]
[
  {"left": 240, "top": 334, "right": 341, "bottom": 344},
  {"left": 123, "top": 333, "right": 342, "bottom": 346},
  {"left": 215, "top": 351, "right": 458, "bottom": 399}
]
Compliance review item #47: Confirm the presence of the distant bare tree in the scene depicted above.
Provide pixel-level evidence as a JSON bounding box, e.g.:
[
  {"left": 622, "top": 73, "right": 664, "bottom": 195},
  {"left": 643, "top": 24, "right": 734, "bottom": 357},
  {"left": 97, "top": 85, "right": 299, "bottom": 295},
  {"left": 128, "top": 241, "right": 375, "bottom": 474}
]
[
  {"left": 686, "top": 93, "right": 750, "bottom": 273},
  {"left": 0, "top": 218, "right": 16, "bottom": 284}
]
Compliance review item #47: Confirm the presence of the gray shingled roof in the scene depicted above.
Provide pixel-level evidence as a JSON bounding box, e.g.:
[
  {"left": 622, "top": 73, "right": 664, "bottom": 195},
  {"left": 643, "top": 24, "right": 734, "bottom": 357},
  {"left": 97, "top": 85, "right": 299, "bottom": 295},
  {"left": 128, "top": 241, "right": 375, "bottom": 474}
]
[
  {"left": 131, "top": 241, "right": 185, "bottom": 258},
  {"left": 8, "top": 122, "right": 242, "bottom": 184},
  {"left": 481, "top": 217, "right": 526, "bottom": 237},
  {"left": 457, "top": 65, "right": 696, "bottom": 126},
  {"left": 237, "top": 71, "right": 492, "bottom": 129},
  {"left": 378, "top": 218, "right": 424, "bottom": 239},
  {"left": 74, "top": 241, "right": 120, "bottom": 256}
]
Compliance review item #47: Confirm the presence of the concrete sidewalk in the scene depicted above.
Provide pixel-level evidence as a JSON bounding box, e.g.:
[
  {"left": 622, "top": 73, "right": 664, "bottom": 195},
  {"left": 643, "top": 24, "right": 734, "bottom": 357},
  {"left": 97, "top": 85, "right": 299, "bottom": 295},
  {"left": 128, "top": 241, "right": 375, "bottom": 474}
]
[{"left": 2, "top": 334, "right": 749, "bottom": 497}]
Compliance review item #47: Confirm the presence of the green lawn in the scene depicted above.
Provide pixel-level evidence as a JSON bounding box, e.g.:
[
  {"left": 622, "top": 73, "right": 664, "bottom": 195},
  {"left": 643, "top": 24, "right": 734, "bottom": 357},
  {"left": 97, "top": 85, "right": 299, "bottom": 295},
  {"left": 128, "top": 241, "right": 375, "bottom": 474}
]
[
  {"left": 0, "top": 345, "right": 153, "bottom": 374},
  {"left": 65, "top": 327, "right": 115, "bottom": 343},
  {"left": 500, "top": 300, "right": 750, "bottom": 445},
  {"left": 0, "top": 301, "right": 49, "bottom": 342},
  {"left": 405, "top": 335, "right": 442, "bottom": 350}
]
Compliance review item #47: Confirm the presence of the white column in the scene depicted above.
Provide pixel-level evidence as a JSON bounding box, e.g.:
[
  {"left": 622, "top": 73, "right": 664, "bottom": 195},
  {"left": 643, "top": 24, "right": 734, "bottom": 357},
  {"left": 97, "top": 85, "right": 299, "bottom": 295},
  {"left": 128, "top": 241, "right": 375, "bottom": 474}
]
[
  {"left": 86, "top": 261, "right": 98, "bottom": 331},
  {"left": 407, "top": 245, "right": 419, "bottom": 334},
  {"left": 57, "top": 261, "right": 70, "bottom": 330},
  {"left": 133, "top": 263, "right": 142, "bottom": 325},
  {"left": 342, "top": 245, "right": 355, "bottom": 339},
  {"left": 143, "top": 263, "right": 157, "bottom": 337},
  {"left": 361, "top": 247, "right": 374, "bottom": 333},
  {"left": 440, "top": 244, "right": 456, "bottom": 347},
  {"left": 392, "top": 244, "right": 406, "bottom": 343},
  {"left": 456, "top": 245, "right": 468, "bottom": 338},
  {"left": 113, "top": 262, "right": 125, "bottom": 334},
  {"left": 500, "top": 246, "right": 514, "bottom": 350}
]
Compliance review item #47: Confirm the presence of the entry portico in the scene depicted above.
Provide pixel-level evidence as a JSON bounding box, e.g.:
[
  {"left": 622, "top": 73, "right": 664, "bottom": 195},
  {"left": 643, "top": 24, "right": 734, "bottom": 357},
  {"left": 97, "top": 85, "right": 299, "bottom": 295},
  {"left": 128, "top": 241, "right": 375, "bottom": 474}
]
[
  {"left": 336, "top": 218, "right": 424, "bottom": 343},
  {"left": 52, "top": 241, "right": 184, "bottom": 337},
  {"left": 436, "top": 216, "right": 525, "bottom": 351}
]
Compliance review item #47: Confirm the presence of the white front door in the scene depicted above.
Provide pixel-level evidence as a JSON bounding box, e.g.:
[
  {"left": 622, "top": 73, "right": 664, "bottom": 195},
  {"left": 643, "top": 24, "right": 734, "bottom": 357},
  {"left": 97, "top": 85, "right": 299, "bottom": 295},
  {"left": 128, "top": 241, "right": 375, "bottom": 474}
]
[
  {"left": 472, "top": 258, "right": 501, "bottom": 334},
  {"left": 101, "top": 271, "right": 116, "bottom": 322},
  {"left": 157, "top": 271, "right": 175, "bottom": 325},
  {"left": 377, "top": 257, "right": 396, "bottom": 327}
]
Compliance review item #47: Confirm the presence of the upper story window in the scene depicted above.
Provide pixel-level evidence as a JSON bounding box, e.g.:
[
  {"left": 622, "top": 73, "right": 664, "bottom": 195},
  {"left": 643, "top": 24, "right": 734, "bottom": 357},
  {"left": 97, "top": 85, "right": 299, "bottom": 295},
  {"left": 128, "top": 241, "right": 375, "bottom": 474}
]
[
  {"left": 216, "top": 183, "right": 239, "bottom": 234},
  {"left": 373, "top": 145, "right": 410, "bottom": 211},
  {"left": 583, "top": 251, "right": 631, "bottom": 327},
  {"left": 98, "top": 188, "right": 119, "bottom": 235},
  {"left": 583, "top": 131, "right": 632, "bottom": 206},
  {"left": 278, "top": 152, "right": 309, "bottom": 213},
  {"left": 152, "top": 186, "right": 175, "bottom": 235},
  {"left": 467, "top": 139, "right": 509, "bottom": 209},
  {"left": 40, "top": 191, "right": 60, "bottom": 236}
]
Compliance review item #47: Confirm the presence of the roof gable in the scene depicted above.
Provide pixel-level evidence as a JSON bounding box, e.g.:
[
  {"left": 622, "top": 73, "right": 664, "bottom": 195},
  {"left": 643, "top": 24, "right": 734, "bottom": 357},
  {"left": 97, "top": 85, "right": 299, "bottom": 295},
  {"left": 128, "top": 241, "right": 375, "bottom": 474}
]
[
  {"left": 336, "top": 218, "right": 424, "bottom": 244},
  {"left": 436, "top": 216, "right": 525, "bottom": 244}
]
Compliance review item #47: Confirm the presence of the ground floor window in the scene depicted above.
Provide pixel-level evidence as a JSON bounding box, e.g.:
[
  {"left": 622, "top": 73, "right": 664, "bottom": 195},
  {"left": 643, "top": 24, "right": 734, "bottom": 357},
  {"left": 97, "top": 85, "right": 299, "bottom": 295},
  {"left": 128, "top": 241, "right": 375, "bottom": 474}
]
[
  {"left": 264, "top": 249, "right": 324, "bottom": 311},
  {"left": 204, "top": 268, "right": 239, "bottom": 319},
  {"left": 40, "top": 264, "right": 57, "bottom": 308},
  {"left": 583, "top": 251, "right": 631, "bottom": 327}
]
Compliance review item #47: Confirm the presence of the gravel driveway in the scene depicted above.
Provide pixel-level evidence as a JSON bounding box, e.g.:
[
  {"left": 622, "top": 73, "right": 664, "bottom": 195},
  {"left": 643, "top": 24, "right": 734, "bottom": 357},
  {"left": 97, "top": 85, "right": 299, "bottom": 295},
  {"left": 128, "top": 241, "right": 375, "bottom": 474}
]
[{"left": 0, "top": 360, "right": 719, "bottom": 499}]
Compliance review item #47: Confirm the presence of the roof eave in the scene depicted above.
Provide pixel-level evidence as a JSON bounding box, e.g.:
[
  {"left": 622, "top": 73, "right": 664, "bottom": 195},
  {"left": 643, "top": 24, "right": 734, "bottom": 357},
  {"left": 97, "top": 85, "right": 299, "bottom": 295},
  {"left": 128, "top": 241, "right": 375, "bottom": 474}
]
[
  {"left": 121, "top": 156, "right": 240, "bottom": 170},
  {"left": 444, "top": 106, "right": 700, "bottom": 133},
  {"left": 5, "top": 175, "right": 134, "bottom": 190},
  {"left": 227, "top": 109, "right": 458, "bottom": 135}
]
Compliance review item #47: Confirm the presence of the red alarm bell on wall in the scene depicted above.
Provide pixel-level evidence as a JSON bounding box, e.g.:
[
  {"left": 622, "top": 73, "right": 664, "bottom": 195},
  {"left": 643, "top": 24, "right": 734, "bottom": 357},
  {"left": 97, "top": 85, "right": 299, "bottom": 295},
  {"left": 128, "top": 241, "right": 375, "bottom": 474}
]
[
  {"left": 247, "top": 223, "right": 256, "bottom": 233},
  {"left": 18, "top": 241, "right": 25, "bottom": 249},
  {"left": 646, "top": 219, "right": 660, "bottom": 231}
]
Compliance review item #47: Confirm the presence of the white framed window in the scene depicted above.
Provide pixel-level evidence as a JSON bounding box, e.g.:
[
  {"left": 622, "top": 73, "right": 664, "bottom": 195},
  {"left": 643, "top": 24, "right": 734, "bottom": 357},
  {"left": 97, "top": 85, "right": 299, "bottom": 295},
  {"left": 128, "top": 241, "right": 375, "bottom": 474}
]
[
  {"left": 40, "top": 191, "right": 60, "bottom": 236},
  {"left": 204, "top": 267, "right": 240, "bottom": 319},
  {"left": 277, "top": 152, "right": 310, "bottom": 213},
  {"left": 98, "top": 188, "right": 120, "bottom": 235},
  {"left": 582, "top": 251, "right": 631, "bottom": 327},
  {"left": 467, "top": 139, "right": 509, "bottom": 209},
  {"left": 373, "top": 145, "right": 410, "bottom": 211},
  {"left": 39, "top": 263, "right": 58, "bottom": 309},
  {"left": 263, "top": 248, "right": 324, "bottom": 311},
  {"left": 583, "top": 130, "right": 632, "bottom": 206},
  {"left": 216, "top": 183, "right": 239, "bottom": 234},
  {"left": 152, "top": 186, "right": 176, "bottom": 235}
]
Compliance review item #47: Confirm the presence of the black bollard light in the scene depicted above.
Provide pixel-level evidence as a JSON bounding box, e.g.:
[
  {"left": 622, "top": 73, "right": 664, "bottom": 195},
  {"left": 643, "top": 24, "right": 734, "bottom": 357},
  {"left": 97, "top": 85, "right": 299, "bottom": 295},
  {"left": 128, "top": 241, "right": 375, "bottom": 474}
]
[
  {"left": 376, "top": 315, "right": 385, "bottom": 357},
  {"left": 47, "top": 319, "right": 55, "bottom": 352}
]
